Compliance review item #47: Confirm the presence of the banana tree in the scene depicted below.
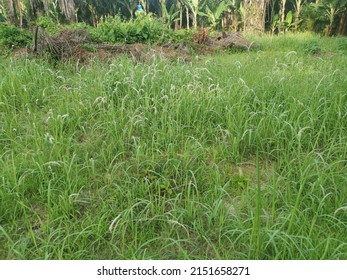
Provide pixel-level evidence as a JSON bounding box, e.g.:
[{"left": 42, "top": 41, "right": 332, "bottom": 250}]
[
  {"left": 199, "top": 0, "right": 226, "bottom": 30},
  {"left": 175, "top": 0, "right": 182, "bottom": 29},
  {"left": 181, "top": 0, "right": 205, "bottom": 29},
  {"left": 294, "top": 0, "right": 306, "bottom": 31},
  {"left": 118, "top": 0, "right": 138, "bottom": 18},
  {"left": 338, "top": 8, "right": 347, "bottom": 34},
  {"left": 221, "top": 0, "right": 242, "bottom": 31},
  {"left": 319, "top": 0, "right": 347, "bottom": 35},
  {"left": 311, "top": 0, "right": 347, "bottom": 36},
  {"left": 178, "top": 0, "right": 189, "bottom": 29},
  {"left": 160, "top": 0, "right": 180, "bottom": 28}
]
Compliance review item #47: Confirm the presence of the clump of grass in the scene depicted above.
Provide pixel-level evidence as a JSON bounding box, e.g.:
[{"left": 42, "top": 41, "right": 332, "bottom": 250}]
[{"left": 0, "top": 36, "right": 346, "bottom": 259}]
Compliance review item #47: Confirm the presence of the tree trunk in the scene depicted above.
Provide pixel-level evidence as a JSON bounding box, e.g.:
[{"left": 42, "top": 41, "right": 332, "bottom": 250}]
[
  {"left": 179, "top": 5, "right": 183, "bottom": 29},
  {"left": 294, "top": 0, "right": 305, "bottom": 32},
  {"left": 243, "top": 0, "right": 247, "bottom": 32},
  {"left": 28, "top": 0, "right": 45, "bottom": 19},
  {"left": 7, "top": 0, "right": 22, "bottom": 27},
  {"left": 243, "top": 0, "right": 267, "bottom": 33},
  {"left": 7, "top": 0, "right": 16, "bottom": 24},
  {"left": 186, "top": 6, "right": 189, "bottom": 29},
  {"left": 43, "top": 0, "right": 49, "bottom": 15},
  {"left": 280, "top": 0, "right": 286, "bottom": 22},
  {"left": 143, "top": 0, "right": 148, "bottom": 13},
  {"left": 192, "top": 11, "right": 197, "bottom": 29},
  {"left": 326, "top": 7, "right": 336, "bottom": 36},
  {"left": 338, "top": 11, "right": 347, "bottom": 35},
  {"left": 158, "top": 0, "right": 163, "bottom": 17},
  {"left": 16, "top": 0, "right": 22, "bottom": 28},
  {"left": 59, "top": 0, "right": 76, "bottom": 23},
  {"left": 175, "top": 1, "right": 182, "bottom": 30}
]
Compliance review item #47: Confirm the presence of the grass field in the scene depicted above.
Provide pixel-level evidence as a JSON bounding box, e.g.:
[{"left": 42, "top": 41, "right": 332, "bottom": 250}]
[{"left": 0, "top": 34, "right": 346, "bottom": 259}]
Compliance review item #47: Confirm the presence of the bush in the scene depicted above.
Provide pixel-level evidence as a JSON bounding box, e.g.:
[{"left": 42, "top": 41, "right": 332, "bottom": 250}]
[
  {"left": 335, "top": 37, "right": 347, "bottom": 52},
  {"left": 36, "top": 16, "right": 60, "bottom": 35},
  {"left": 170, "top": 29, "right": 194, "bottom": 43},
  {"left": 304, "top": 39, "right": 321, "bottom": 54},
  {"left": 91, "top": 14, "right": 171, "bottom": 44},
  {"left": 0, "top": 23, "right": 32, "bottom": 49}
]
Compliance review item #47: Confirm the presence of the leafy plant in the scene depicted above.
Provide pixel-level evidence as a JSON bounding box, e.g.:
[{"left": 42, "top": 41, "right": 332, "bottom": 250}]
[
  {"left": 160, "top": 1, "right": 180, "bottom": 29},
  {"left": 273, "top": 11, "right": 303, "bottom": 33},
  {"left": 36, "top": 16, "right": 60, "bottom": 35},
  {"left": 302, "top": 1, "right": 347, "bottom": 35},
  {"left": 199, "top": 1, "right": 226, "bottom": 30},
  {"left": 170, "top": 28, "right": 194, "bottom": 43},
  {"left": 91, "top": 14, "right": 170, "bottom": 44},
  {"left": 0, "top": 2, "right": 7, "bottom": 22},
  {"left": 304, "top": 42, "right": 321, "bottom": 54},
  {"left": 335, "top": 36, "right": 347, "bottom": 51},
  {"left": 0, "top": 23, "right": 32, "bottom": 50}
]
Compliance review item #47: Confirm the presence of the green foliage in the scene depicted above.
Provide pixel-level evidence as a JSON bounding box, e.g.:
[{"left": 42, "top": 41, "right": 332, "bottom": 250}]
[
  {"left": 301, "top": 3, "right": 327, "bottom": 33},
  {"left": 170, "top": 29, "right": 195, "bottom": 43},
  {"left": 160, "top": 0, "right": 180, "bottom": 28},
  {"left": 199, "top": 1, "right": 226, "bottom": 30},
  {"left": 304, "top": 40, "right": 321, "bottom": 54},
  {"left": 67, "top": 22, "right": 91, "bottom": 30},
  {"left": 302, "top": 1, "right": 347, "bottom": 35},
  {"left": 273, "top": 11, "right": 303, "bottom": 32},
  {"left": 91, "top": 14, "right": 172, "bottom": 44},
  {"left": 36, "top": 16, "right": 60, "bottom": 35},
  {"left": 335, "top": 36, "right": 347, "bottom": 51},
  {"left": 0, "top": 2, "right": 6, "bottom": 22},
  {"left": 81, "top": 43, "right": 97, "bottom": 52},
  {"left": 0, "top": 23, "right": 32, "bottom": 50}
]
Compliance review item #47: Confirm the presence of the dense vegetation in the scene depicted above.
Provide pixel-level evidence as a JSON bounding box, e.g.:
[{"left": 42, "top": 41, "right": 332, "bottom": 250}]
[
  {"left": 1, "top": 0, "right": 347, "bottom": 36},
  {"left": 0, "top": 34, "right": 346, "bottom": 259}
]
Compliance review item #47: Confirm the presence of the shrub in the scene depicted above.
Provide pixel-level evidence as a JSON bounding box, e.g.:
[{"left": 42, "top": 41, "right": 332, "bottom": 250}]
[
  {"left": 304, "top": 40, "right": 321, "bottom": 54},
  {"left": 335, "top": 37, "right": 347, "bottom": 52},
  {"left": 36, "top": 16, "right": 60, "bottom": 35},
  {"left": 170, "top": 29, "right": 194, "bottom": 43},
  {"left": 0, "top": 23, "right": 32, "bottom": 49},
  {"left": 91, "top": 14, "right": 171, "bottom": 44}
]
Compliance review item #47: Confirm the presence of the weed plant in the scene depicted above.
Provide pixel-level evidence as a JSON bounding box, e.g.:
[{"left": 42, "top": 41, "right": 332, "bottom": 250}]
[
  {"left": 0, "top": 23, "right": 32, "bottom": 53},
  {"left": 0, "top": 35, "right": 346, "bottom": 259},
  {"left": 91, "top": 14, "right": 174, "bottom": 45}
]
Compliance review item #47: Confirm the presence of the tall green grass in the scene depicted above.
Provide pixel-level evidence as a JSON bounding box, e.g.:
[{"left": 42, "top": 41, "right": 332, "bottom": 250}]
[{"left": 0, "top": 35, "right": 346, "bottom": 259}]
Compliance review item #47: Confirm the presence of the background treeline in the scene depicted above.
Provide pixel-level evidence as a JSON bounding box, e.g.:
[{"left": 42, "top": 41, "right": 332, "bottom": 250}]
[{"left": 0, "top": 0, "right": 346, "bottom": 36}]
